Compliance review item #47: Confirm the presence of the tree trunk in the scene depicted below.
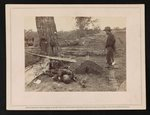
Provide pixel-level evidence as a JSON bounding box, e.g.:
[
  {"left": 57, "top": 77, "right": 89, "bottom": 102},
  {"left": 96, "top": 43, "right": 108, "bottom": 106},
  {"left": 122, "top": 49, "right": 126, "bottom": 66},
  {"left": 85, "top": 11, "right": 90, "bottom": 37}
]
[{"left": 35, "top": 17, "right": 59, "bottom": 56}]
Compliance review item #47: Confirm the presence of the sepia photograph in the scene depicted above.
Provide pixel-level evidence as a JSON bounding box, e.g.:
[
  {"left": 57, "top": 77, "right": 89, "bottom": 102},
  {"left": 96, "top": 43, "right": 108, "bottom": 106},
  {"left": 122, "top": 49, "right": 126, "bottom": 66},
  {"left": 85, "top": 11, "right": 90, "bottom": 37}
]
[
  {"left": 6, "top": 5, "right": 145, "bottom": 110},
  {"left": 25, "top": 16, "right": 126, "bottom": 92}
]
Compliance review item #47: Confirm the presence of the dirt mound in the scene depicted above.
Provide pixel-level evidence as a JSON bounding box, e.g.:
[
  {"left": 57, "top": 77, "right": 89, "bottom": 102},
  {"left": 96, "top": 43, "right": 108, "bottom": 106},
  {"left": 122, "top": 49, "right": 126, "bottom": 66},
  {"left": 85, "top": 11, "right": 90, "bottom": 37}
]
[{"left": 75, "top": 60, "right": 103, "bottom": 74}]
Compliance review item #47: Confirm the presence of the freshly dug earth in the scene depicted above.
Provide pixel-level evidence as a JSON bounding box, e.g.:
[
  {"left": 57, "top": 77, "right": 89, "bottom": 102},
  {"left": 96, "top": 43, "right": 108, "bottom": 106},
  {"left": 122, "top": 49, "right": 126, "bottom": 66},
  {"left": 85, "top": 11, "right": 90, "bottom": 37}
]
[
  {"left": 26, "top": 55, "right": 126, "bottom": 92},
  {"left": 75, "top": 60, "right": 103, "bottom": 74}
]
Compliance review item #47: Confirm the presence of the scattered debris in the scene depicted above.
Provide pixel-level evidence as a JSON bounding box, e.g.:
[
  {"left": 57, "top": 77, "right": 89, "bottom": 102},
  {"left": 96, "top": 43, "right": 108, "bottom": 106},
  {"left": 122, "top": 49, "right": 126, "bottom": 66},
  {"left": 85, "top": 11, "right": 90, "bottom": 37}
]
[
  {"left": 25, "top": 65, "right": 33, "bottom": 72},
  {"left": 118, "top": 81, "right": 126, "bottom": 91},
  {"left": 68, "top": 88, "right": 73, "bottom": 91},
  {"left": 52, "top": 82, "right": 62, "bottom": 89},
  {"left": 79, "top": 78, "right": 87, "bottom": 88},
  {"left": 33, "top": 79, "right": 41, "bottom": 84},
  {"left": 74, "top": 75, "right": 88, "bottom": 88},
  {"left": 45, "top": 59, "right": 76, "bottom": 84}
]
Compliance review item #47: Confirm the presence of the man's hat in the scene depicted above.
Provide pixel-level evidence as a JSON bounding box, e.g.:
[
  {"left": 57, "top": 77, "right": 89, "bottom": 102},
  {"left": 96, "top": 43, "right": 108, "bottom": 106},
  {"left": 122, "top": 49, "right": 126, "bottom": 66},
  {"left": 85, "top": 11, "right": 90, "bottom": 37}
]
[{"left": 103, "top": 26, "right": 112, "bottom": 31}]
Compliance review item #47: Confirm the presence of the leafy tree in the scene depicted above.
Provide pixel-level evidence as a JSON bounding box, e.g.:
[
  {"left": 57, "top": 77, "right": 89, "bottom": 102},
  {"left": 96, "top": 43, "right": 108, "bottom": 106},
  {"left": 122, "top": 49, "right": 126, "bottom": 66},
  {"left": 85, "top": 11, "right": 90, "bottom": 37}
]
[{"left": 75, "top": 17, "right": 98, "bottom": 37}]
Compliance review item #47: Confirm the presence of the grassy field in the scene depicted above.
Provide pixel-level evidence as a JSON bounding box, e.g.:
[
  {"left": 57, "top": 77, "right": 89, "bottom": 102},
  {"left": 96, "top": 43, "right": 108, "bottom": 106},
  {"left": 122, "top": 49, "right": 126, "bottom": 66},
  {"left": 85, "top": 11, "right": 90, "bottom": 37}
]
[{"left": 25, "top": 30, "right": 126, "bottom": 91}]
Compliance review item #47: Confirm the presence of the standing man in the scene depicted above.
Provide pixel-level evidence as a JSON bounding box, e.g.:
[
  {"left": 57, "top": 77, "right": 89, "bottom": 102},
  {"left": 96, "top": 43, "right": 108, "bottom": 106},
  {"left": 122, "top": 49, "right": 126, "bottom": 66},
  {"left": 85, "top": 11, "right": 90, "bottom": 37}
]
[{"left": 103, "top": 26, "right": 116, "bottom": 67}]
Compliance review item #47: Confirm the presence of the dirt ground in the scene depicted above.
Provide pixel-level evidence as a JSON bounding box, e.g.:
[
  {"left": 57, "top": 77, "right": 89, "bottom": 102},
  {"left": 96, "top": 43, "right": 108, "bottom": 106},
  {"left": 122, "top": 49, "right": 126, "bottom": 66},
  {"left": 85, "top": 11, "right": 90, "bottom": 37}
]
[
  {"left": 26, "top": 54, "right": 126, "bottom": 92},
  {"left": 25, "top": 31, "right": 126, "bottom": 92}
]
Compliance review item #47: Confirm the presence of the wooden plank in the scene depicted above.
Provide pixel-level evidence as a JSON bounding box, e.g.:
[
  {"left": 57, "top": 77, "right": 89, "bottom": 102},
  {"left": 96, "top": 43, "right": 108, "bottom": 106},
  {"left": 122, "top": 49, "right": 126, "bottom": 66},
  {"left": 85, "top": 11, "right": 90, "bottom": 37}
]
[
  {"left": 25, "top": 58, "right": 49, "bottom": 86},
  {"left": 25, "top": 51, "right": 77, "bottom": 63}
]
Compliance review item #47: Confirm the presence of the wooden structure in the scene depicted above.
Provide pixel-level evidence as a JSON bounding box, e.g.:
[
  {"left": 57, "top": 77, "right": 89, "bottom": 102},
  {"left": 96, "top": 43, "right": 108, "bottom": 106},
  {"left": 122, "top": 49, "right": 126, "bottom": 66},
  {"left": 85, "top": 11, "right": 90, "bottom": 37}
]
[
  {"left": 36, "top": 17, "right": 59, "bottom": 56},
  {"left": 26, "top": 51, "right": 76, "bottom": 63}
]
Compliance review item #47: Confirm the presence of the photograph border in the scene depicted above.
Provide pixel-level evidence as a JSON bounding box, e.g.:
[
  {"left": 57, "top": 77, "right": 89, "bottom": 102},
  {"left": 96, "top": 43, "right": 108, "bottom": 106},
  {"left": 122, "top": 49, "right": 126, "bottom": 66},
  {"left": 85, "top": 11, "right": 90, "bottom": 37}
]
[{"left": 6, "top": 4, "right": 145, "bottom": 110}]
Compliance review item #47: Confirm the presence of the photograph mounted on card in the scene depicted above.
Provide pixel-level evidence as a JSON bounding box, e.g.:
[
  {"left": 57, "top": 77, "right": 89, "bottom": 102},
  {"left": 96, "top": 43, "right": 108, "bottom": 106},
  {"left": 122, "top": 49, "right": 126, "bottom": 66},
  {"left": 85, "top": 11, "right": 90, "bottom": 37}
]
[{"left": 6, "top": 4, "right": 145, "bottom": 110}]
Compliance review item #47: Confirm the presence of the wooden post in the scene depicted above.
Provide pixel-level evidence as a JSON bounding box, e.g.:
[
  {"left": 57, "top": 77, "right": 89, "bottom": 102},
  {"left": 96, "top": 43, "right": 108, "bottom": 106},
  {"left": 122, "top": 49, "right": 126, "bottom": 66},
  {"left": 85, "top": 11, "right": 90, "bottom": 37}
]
[{"left": 35, "top": 17, "right": 59, "bottom": 56}]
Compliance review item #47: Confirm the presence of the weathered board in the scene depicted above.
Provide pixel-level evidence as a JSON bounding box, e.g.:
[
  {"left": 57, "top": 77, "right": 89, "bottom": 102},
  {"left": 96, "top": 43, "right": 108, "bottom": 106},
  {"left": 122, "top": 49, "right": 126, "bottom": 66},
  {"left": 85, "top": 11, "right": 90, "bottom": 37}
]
[{"left": 26, "top": 51, "right": 77, "bottom": 63}]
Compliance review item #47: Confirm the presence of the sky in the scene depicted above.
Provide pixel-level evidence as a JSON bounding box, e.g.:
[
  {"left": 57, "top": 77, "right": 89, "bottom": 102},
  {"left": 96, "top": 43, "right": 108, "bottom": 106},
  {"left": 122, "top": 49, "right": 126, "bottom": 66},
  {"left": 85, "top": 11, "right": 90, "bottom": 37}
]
[{"left": 24, "top": 16, "right": 126, "bottom": 32}]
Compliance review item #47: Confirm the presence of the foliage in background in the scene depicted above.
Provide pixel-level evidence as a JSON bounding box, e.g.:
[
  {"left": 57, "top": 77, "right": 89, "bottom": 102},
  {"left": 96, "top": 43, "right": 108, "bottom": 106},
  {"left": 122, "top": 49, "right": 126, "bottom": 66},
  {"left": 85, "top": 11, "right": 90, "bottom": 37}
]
[{"left": 75, "top": 17, "right": 99, "bottom": 37}]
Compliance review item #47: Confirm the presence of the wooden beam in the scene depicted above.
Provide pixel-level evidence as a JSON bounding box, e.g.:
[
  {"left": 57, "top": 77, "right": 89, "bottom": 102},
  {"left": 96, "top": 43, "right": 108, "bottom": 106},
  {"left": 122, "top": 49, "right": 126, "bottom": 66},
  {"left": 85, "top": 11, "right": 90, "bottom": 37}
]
[{"left": 25, "top": 51, "right": 77, "bottom": 63}]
